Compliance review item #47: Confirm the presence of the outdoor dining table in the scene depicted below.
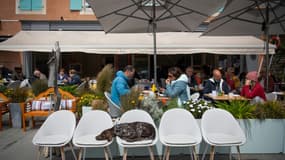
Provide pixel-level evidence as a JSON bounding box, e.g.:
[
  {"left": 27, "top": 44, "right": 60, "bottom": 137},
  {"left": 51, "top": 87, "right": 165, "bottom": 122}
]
[
  {"left": 272, "top": 91, "right": 285, "bottom": 100},
  {"left": 204, "top": 94, "right": 249, "bottom": 101}
]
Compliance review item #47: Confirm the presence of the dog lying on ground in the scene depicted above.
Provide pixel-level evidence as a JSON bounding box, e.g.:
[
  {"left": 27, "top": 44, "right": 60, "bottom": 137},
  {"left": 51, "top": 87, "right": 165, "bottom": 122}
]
[{"left": 96, "top": 122, "right": 155, "bottom": 142}]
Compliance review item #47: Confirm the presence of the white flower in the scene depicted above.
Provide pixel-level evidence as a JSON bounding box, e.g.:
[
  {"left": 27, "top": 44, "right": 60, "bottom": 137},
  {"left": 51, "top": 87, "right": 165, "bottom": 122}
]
[
  {"left": 198, "top": 110, "right": 201, "bottom": 113},
  {"left": 189, "top": 104, "right": 193, "bottom": 108},
  {"left": 190, "top": 109, "right": 195, "bottom": 112}
]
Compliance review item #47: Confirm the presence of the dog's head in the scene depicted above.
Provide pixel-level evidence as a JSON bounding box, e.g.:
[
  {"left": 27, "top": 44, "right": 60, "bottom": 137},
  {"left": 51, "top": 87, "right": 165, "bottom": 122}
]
[{"left": 96, "top": 127, "right": 114, "bottom": 142}]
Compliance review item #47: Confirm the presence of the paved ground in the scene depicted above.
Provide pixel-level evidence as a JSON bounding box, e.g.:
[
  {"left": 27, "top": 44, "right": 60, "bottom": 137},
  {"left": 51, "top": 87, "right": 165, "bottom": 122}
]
[{"left": 1, "top": 116, "right": 285, "bottom": 160}]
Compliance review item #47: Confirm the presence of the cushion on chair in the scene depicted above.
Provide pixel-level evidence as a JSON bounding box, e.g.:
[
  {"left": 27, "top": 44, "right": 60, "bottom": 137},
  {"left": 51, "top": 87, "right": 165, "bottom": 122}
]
[
  {"left": 31, "top": 100, "right": 53, "bottom": 111},
  {"left": 33, "top": 134, "right": 69, "bottom": 145},
  {"left": 60, "top": 99, "right": 73, "bottom": 110},
  {"left": 120, "top": 139, "right": 153, "bottom": 145},
  {"left": 74, "top": 134, "right": 109, "bottom": 145},
  {"left": 207, "top": 133, "right": 243, "bottom": 144},
  {"left": 164, "top": 134, "right": 197, "bottom": 145}
]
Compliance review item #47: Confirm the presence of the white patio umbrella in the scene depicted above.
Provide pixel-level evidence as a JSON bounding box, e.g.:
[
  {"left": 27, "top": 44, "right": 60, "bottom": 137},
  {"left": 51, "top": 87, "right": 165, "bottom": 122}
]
[
  {"left": 86, "top": 0, "right": 226, "bottom": 84},
  {"left": 203, "top": 0, "right": 285, "bottom": 91}
]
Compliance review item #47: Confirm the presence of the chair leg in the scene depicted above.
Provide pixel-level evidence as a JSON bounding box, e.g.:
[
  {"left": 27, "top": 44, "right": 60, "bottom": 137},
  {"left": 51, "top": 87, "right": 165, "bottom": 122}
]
[
  {"left": 106, "top": 146, "right": 113, "bottom": 160},
  {"left": 192, "top": 146, "right": 198, "bottom": 160},
  {"left": 50, "top": 147, "right": 53, "bottom": 160},
  {"left": 209, "top": 146, "right": 215, "bottom": 160},
  {"left": 22, "top": 116, "right": 26, "bottom": 132},
  {"left": 83, "top": 148, "right": 86, "bottom": 160},
  {"left": 36, "top": 146, "right": 41, "bottom": 160},
  {"left": 165, "top": 146, "right": 170, "bottom": 160},
  {"left": 32, "top": 116, "right": 35, "bottom": 128},
  {"left": 104, "top": 147, "right": 109, "bottom": 160},
  {"left": 69, "top": 142, "right": 77, "bottom": 160},
  {"left": 229, "top": 146, "right": 232, "bottom": 160},
  {"left": 201, "top": 144, "right": 209, "bottom": 160},
  {"left": 148, "top": 146, "right": 155, "bottom": 160},
  {"left": 123, "top": 148, "right": 128, "bottom": 160},
  {"left": 162, "top": 146, "right": 167, "bottom": 160},
  {"left": 236, "top": 146, "right": 241, "bottom": 160},
  {"left": 190, "top": 147, "right": 193, "bottom": 160},
  {"left": 60, "top": 146, "right": 66, "bottom": 160},
  {"left": 78, "top": 148, "right": 83, "bottom": 160}
]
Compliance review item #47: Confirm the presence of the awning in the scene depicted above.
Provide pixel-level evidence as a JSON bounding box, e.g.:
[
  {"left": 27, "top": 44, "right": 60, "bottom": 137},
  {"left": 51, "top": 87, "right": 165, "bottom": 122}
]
[{"left": 0, "top": 31, "right": 275, "bottom": 55}]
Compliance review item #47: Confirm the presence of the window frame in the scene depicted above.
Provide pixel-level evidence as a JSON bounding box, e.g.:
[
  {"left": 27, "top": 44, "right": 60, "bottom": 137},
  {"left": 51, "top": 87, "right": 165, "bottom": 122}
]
[{"left": 16, "top": 0, "right": 46, "bottom": 15}]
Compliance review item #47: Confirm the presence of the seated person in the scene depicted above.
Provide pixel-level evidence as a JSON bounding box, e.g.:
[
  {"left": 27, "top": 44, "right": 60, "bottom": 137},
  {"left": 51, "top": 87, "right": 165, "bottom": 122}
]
[
  {"left": 185, "top": 66, "right": 198, "bottom": 93},
  {"left": 57, "top": 68, "right": 68, "bottom": 84},
  {"left": 160, "top": 67, "right": 190, "bottom": 107},
  {"left": 225, "top": 67, "right": 240, "bottom": 92},
  {"left": 64, "top": 69, "right": 81, "bottom": 85},
  {"left": 203, "top": 69, "right": 230, "bottom": 96},
  {"left": 33, "top": 69, "right": 47, "bottom": 80},
  {"left": 12, "top": 67, "right": 25, "bottom": 81},
  {"left": 240, "top": 71, "right": 266, "bottom": 101},
  {"left": 111, "top": 65, "right": 135, "bottom": 106}
]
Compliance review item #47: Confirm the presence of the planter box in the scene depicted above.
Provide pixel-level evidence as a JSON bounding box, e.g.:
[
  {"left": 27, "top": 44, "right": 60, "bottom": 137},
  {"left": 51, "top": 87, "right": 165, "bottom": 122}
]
[
  {"left": 85, "top": 119, "right": 285, "bottom": 158},
  {"left": 8, "top": 103, "right": 24, "bottom": 128},
  {"left": 82, "top": 106, "right": 92, "bottom": 115},
  {"left": 238, "top": 119, "right": 285, "bottom": 154}
]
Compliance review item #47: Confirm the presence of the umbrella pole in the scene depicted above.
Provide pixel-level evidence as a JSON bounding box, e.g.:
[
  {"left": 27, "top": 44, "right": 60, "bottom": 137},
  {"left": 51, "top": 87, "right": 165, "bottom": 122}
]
[
  {"left": 152, "top": 0, "right": 158, "bottom": 86},
  {"left": 265, "top": 1, "right": 270, "bottom": 92}
]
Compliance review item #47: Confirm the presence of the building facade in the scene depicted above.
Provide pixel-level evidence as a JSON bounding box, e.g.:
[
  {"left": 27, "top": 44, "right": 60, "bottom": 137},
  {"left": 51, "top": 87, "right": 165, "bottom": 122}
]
[{"left": 0, "top": 0, "right": 244, "bottom": 80}]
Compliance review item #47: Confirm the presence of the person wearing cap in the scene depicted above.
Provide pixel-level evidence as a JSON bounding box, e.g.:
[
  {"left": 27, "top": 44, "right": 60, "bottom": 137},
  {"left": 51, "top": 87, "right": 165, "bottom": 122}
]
[{"left": 240, "top": 71, "right": 266, "bottom": 101}]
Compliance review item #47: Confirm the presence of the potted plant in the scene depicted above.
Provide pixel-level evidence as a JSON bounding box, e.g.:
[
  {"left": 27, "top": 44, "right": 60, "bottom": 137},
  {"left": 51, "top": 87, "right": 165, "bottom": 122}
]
[
  {"left": 4, "top": 87, "right": 31, "bottom": 128},
  {"left": 78, "top": 93, "right": 97, "bottom": 116},
  {"left": 120, "top": 87, "right": 142, "bottom": 113}
]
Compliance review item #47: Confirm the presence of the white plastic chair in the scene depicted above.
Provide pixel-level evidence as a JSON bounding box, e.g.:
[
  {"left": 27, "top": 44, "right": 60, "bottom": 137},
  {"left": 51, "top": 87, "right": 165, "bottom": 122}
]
[
  {"left": 73, "top": 110, "right": 113, "bottom": 160},
  {"left": 201, "top": 108, "right": 246, "bottom": 160},
  {"left": 116, "top": 109, "right": 158, "bottom": 160},
  {"left": 159, "top": 108, "right": 202, "bottom": 160},
  {"left": 266, "top": 92, "right": 277, "bottom": 101},
  {"left": 190, "top": 92, "right": 200, "bottom": 101},
  {"left": 32, "top": 110, "right": 76, "bottom": 160},
  {"left": 104, "top": 91, "right": 121, "bottom": 118}
]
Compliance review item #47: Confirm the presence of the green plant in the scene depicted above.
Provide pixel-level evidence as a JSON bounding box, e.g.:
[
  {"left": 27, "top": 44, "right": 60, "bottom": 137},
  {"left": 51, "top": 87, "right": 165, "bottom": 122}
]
[
  {"left": 5, "top": 87, "right": 31, "bottom": 103},
  {"left": 31, "top": 79, "right": 48, "bottom": 96},
  {"left": 215, "top": 100, "right": 256, "bottom": 119},
  {"left": 120, "top": 87, "right": 142, "bottom": 112},
  {"left": 91, "top": 99, "right": 108, "bottom": 111},
  {"left": 163, "top": 98, "right": 178, "bottom": 112},
  {"left": 140, "top": 95, "right": 164, "bottom": 124},
  {"left": 95, "top": 64, "right": 114, "bottom": 94},
  {"left": 59, "top": 85, "right": 78, "bottom": 96},
  {"left": 78, "top": 93, "right": 97, "bottom": 107},
  {"left": 254, "top": 101, "right": 285, "bottom": 119},
  {"left": 183, "top": 99, "right": 213, "bottom": 118},
  {"left": 0, "top": 85, "right": 7, "bottom": 93}
]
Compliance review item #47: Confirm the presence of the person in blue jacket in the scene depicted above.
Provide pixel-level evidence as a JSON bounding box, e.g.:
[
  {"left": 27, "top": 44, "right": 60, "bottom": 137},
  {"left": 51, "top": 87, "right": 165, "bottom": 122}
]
[
  {"left": 160, "top": 67, "right": 190, "bottom": 107},
  {"left": 111, "top": 65, "right": 135, "bottom": 106}
]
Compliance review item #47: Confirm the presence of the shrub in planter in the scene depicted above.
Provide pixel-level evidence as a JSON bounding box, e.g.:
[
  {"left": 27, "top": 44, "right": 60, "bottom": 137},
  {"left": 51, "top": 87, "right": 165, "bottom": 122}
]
[
  {"left": 254, "top": 101, "right": 285, "bottom": 119},
  {"left": 120, "top": 87, "right": 142, "bottom": 113},
  {"left": 31, "top": 79, "right": 48, "bottom": 96},
  {"left": 215, "top": 100, "right": 256, "bottom": 119},
  {"left": 183, "top": 99, "right": 214, "bottom": 119}
]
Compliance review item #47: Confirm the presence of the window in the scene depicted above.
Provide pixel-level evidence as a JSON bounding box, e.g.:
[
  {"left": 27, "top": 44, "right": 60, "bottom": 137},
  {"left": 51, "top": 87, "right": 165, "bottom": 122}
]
[
  {"left": 16, "top": 0, "right": 46, "bottom": 15},
  {"left": 70, "top": 0, "right": 82, "bottom": 10},
  {"left": 80, "top": 0, "right": 94, "bottom": 15}
]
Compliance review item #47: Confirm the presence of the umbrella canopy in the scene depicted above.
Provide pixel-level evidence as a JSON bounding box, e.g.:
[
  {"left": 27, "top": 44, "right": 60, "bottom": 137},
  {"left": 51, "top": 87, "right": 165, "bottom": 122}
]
[
  {"left": 203, "top": 0, "right": 285, "bottom": 91},
  {"left": 87, "top": 0, "right": 226, "bottom": 84},
  {"left": 204, "top": 0, "right": 285, "bottom": 36}
]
